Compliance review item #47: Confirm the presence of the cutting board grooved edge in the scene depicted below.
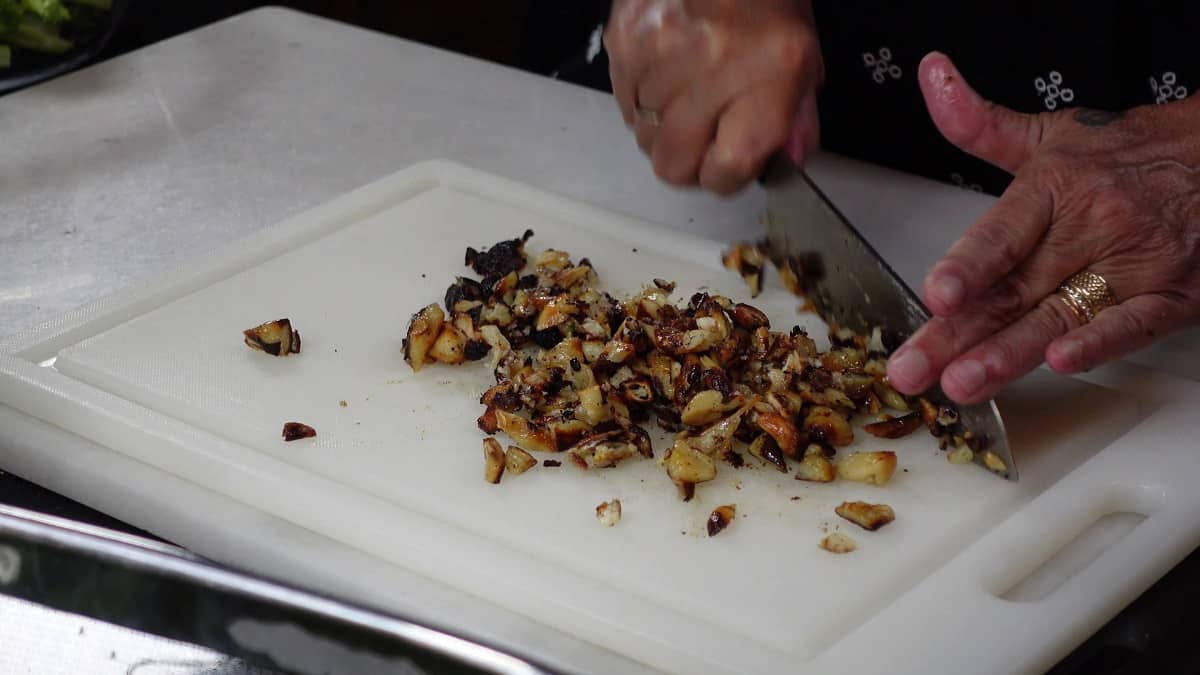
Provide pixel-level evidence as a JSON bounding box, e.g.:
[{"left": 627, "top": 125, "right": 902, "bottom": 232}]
[
  {"left": 45, "top": 349, "right": 793, "bottom": 661},
  {"left": 0, "top": 356, "right": 767, "bottom": 675}
]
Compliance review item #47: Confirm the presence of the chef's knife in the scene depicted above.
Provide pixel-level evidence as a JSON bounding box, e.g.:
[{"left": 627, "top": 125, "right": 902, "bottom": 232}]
[{"left": 759, "top": 155, "right": 1017, "bottom": 481}]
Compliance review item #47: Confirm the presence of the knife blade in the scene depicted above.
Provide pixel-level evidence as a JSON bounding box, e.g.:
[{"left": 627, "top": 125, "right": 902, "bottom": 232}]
[{"left": 758, "top": 155, "right": 1017, "bottom": 481}]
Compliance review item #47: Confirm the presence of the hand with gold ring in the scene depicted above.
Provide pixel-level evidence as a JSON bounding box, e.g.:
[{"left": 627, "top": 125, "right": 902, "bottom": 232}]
[
  {"left": 604, "top": 0, "right": 823, "bottom": 195},
  {"left": 634, "top": 104, "right": 662, "bottom": 128},
  {"left": 887, "top": 52, "right": 1200, "bottom": 405}
]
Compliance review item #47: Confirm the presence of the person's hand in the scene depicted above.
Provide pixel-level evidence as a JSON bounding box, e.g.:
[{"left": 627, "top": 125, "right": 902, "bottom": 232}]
[
  {"left": 887, "top": 52, "right": 1200, "bottom": 405},
  {"left": 604, "top": 0, "right": 822, "bottom": 195}
]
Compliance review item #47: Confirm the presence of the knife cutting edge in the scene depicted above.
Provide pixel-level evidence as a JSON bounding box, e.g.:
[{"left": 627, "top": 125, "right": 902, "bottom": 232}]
[{"left": 758, "top": 155, "right": 1017, "bottom": 481}]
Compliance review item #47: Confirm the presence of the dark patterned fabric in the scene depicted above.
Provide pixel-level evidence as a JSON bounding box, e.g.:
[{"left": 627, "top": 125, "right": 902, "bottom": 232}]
[{"left": 531, "top": 1, "right": 1197, "bottom": 196}]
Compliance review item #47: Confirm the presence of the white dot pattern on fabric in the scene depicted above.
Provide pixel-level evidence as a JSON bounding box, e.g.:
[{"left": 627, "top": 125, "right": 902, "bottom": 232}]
[
  {"left": 862, "top": 47, "right": 902, "bottom": 84},
  {"left": 950, "top": 172, "right": 984, "bottom": 193},
  {"left": 585, "top": 25, "right": 603, "bottom": 64},
  {"left": 1033, "top": 70, "right": 1075, "bottom": 110},
  {"left": 1149, "top": 71, "right": 1188, "bottom": 104}
]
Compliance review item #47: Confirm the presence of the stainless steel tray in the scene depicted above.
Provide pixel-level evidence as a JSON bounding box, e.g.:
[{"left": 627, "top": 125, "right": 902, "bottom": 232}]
[{"left": 0, "top": 504, "right": 553, "bottom": 675}]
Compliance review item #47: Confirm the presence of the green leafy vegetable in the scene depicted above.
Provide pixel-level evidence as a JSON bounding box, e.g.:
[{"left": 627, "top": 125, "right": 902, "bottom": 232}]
[
  {"left": 0, "top": 0, "right": 111, "bottom": 69},
  {"left": 21, "top": 0, "right": 71, "bottom": 24}
]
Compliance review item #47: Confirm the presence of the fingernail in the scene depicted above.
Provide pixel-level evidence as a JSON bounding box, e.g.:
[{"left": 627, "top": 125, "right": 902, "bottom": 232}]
[
  {"left": 1051, "top": 340, "right": 1082, "bottom": 372},
  {"left": 888, "top": 348, "right": 930, "bottom": 392},
  {"left": 946, "top": 359, "right": 987, "bottom": 397},
  {"left": 932, "top": 275, "right": 964, "bottom": 313}
]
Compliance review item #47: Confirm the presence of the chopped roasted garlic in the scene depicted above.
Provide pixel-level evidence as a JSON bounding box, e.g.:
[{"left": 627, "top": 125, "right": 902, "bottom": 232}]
[
  {"left": 483, "top": 438, "right": 506, "bottom": 484},
  {"left": 947, "top": 445, "right": 975, "bottom": 464},
  {"left": 403, "top": 304, "right": 444, "bottom": 372},
  {"left": 595, "top": 499, "right": 622, "bottom": 527},
  {"left": 665, "top": 438, "right": 716, "bottom": 498},
  {"left": 835, "top": 501, "right": 896, "bottom": 531},
  {"left": 404, "top": 232, "right": 987, "bottom": 517},
  {"left": 681, "top": 389, "right": 740, "bottom": 426},
  {"left": 982, "top": 450, "right": 1008, "bottom": 474},
  {"left": 794, "top": 453, "right": 836, "bottom": 483},
  {"left": 748, "top": 434, "right": 789, "bottom": 473},
  {"left": 804, "top": 406, "right": 854, "bottom": 447},
  {"left": 244, "top": 318, "right": 302, "bottom": 357},
  {"left": 864, "top": 412, "right": 922, "bottom": 439},
  {"left": 819, "top": 532, "right": 857, "bottom": 554},
  {"left": 505, "top": 446, "right": 537, "bottom": 475},
  {"left": 837, "top": 451, "right": 898, "bottom": 486},
  {"left": 429, "top": 324, "right": 468, "bottom": 365},
  {"left": 569, "top": 431, "right": 639, "bottom": 469},
  {"left": 707, "top": 504, "right": 737, "bottom": 537},
  {"left": 756, "top": 412, "right": 801, "bottom": 458}
]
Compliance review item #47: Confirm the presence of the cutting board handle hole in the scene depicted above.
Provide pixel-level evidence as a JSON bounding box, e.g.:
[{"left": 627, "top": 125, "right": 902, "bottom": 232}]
[{"left": 998, "top": 510, "right": 1147, "bottom": 603}]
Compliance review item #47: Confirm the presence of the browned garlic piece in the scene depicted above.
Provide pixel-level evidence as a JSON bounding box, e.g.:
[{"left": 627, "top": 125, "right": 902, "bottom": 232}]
[
  {"left": 483, "top": 438, "right": 506, "bottom": 484},
  {"left": 596, "top": 499, "right": 623, "bottom": 527},
  {"left": 837, "top": 451, "right": 898, "bottom": 486},
  {"left": 244, "top": 318, "right": 302, "bottom": 356},
  {"left": 819, "top": 532, "right": 858, "bottom": 554},
  {"left": 707, "top": 504, "right": 737, "bottom": 537},
  {"left": 505, "top": 446, "right": 537, "bottom": 475},
  {"left": 835, "top": 501, "right": 896, "bottom": 531}
]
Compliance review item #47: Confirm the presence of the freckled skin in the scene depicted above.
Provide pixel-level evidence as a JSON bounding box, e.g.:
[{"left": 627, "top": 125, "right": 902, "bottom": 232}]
[
  {"left": 887, "top": 52, "right": 1200, "bottom": 405},
  {"left": 1073, "top": 108, "right": 1126, "bottom": 127}
]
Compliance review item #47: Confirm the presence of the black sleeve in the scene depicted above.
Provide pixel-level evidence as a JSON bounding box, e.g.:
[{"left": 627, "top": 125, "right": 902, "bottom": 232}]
[
  {"left": 520, "top": 0, "right": 612, "bottom": 91},
  {"left": 814, "top": 1, "right": 1200, "bottom": 196},
  {"left": 524, "top": 1, "right": 1200, "bottom": 197}
]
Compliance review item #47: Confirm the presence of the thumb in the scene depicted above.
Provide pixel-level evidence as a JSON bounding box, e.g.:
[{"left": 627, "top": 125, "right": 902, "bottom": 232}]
[{"left": 918, "top": 52, "right": 1047, "bottom": 174}]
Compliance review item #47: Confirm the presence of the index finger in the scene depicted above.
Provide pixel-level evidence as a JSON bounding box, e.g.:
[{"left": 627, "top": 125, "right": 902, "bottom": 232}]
[
  {"left": 604, "top": 0, "right": 677, "bottom": 127},
  {"left": 604, "top": 23, "right": 639, "bottom": 127},
  {"left": 922, "top": 177, "right": 1054, "bottom": 316}
]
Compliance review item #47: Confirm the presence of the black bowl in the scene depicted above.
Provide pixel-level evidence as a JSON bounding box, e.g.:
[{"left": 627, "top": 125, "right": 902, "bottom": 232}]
[{"left": 0, "top": 0, "right": 130, "bottom": 96}]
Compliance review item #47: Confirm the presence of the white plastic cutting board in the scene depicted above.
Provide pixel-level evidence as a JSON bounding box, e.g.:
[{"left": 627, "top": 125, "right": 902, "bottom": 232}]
[{"left": 3, "top": 161, "right": 1200, "bottom": 675}]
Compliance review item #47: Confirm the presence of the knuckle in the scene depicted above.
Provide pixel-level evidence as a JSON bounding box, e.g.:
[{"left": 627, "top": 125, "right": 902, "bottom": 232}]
[
  {"left": 984, "top": 277, "right": 1032, "bottom": 322},
  {"left": 985, "top": 315, "right": 1058, "bottom": 380},
  {"left": 700, "top": 165, "right": 745, "bottom": 196},
  {"left": 1089, "top": 192, "right": 1139, "bottom": 230},
  {"left": 912, "top": 317, "right": 964, "bottom": 359},
  {"left": 967, "top": 224, "right": 1026, "bottom": 273},
  {"left": 696, "top": 31, "right": 728, "bottom": 66},
  {"left": 1112, "top": 309, "right": 1150, "bottom": 344},
  {"left": 635, "top": 129, "right": 655, "bottom": 154},
  {"left": 763, "top": 32, "right": 811, "bottom": 75},
  {"left": 602, "top": 26, "right": 628, "bottom": 62},
  {"left": 1106, "top": 299, "right": 1162, "bottom": 345},
  {"left": 703, "top": 175, "right": 742, "bottom": 196},
  {"left": 653, "top": 29, "right": 687, "bottom": 62},
  {"left": 708, "top": 145, "right": 756, "bottom": 185},
  {"left": 653, "top": 155, "right": 695, "bottom": 185},
  {"left": 1032, "top": 148, "right": 1075, "bottom": 180},
  {"left": 711, "top": 127, "right": 781, "bottom": 181},
  {"left": 984, "top": 340, "right": 1022, "bottom": 381},
  {"left": 1042, "top": 296, "right": 1079, "bottom": 336}
]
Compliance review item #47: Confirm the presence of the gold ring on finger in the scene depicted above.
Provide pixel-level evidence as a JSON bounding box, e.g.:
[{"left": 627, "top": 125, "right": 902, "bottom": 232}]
[
  {"left": 635, "top": 105, "right": 662, "bottom": 127},
  {"left": 1056, "top": 270, "right": 1116, "bottom": 325}
]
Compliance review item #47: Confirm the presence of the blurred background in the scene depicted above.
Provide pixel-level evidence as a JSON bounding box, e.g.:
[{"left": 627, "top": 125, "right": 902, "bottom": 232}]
[{"left": 0, "top": 1, "right": 613, "bottom": 95}]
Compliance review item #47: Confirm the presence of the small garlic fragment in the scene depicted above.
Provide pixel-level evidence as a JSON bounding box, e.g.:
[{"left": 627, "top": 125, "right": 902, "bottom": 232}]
[
  {"left": 819, "top": 532, "right": 857, "bottom": 554},
  {"left": 595, "top": 499, "right": 622, "bottom": 527},
  {"left": 483, "top": 438, "right": 505, "bottom": 484},
  {"left": 982, "top": 450, "right": 1008, "bottom": 474}
]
